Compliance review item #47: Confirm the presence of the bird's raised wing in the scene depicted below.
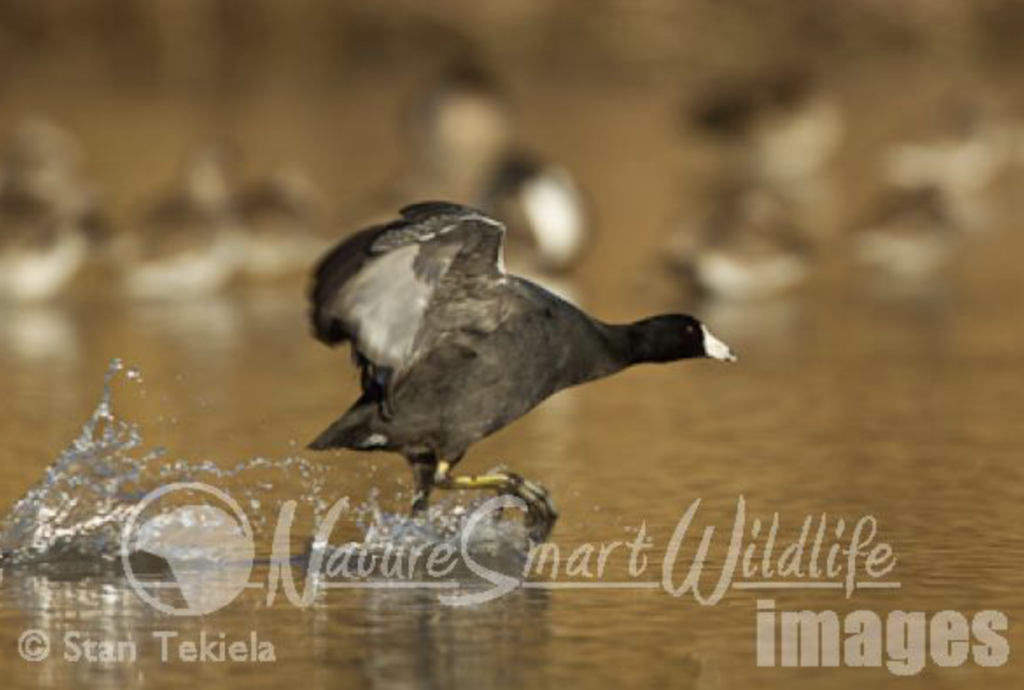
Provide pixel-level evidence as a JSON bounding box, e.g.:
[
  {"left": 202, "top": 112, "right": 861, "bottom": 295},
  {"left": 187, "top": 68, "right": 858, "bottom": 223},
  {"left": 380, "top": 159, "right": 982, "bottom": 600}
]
[{"left": 310, "top": 202, "right": 506, "bottom": 374}]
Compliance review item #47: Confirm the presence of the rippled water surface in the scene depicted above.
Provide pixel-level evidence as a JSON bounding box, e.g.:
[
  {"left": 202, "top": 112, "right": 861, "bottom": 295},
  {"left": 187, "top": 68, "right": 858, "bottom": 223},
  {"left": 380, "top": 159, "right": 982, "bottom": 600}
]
[
  {"left": 1, "top": 84, "right": 1024, "bottom": 688},
  {"left": 2, "top": 227, "right": 1022, "bottom": 689}
]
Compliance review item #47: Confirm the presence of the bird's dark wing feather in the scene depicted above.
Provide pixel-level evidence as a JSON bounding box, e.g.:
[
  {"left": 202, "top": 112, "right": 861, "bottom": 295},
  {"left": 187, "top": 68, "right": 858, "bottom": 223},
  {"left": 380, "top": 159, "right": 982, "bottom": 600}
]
[
  {"left": 310, "top": 225, "right": 381, "bottom": 345},
  {"left": 309, "top": 202, "right": 506, "bottom": 374}
]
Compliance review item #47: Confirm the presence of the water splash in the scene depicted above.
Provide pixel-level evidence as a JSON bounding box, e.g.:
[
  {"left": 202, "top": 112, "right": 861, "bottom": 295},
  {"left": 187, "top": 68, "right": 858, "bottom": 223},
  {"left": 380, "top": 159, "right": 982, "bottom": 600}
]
[
  {"left": 0, "top": 359, "right": 158, "bottom": 565},
  {"left": 0, "top": 360, "right": 536, "bottom": 580},
  {"left": 0, "top": 360, "right": 333, "bottom": 567}
]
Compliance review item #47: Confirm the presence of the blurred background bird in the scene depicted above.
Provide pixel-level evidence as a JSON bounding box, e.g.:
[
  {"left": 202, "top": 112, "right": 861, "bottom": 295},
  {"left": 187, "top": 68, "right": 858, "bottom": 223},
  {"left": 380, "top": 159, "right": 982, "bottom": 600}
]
[
  {"left": 687, "top": 69, "right": 844, "bottom": 234},
  {"left": 117, "top": 143, "right": 242, "bottom": 300},
  {"left": 237, "top": 167, "right": 326, "bottom": 281},
  {"left": 0, "top": 119, "right": 106, "bottom": 302},
  {"left": 883, "top": 91, "right": 1013, "bottom": 232},
  {"left": 355, "top": 63, "right": 590, "bottom": 279},
  {"left": 854, "top": 185, "right": 959, "bottom": 281},
  {"left": 666, "top": 177, "right": 811, "bottom": 302}
]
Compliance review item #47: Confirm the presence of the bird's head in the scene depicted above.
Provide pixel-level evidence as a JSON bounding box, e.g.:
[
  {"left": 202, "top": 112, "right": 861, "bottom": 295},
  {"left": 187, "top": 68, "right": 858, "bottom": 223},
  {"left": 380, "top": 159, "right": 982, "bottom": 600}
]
[{"left": 628, "top": 314, "right": 737, "bottom": 364}]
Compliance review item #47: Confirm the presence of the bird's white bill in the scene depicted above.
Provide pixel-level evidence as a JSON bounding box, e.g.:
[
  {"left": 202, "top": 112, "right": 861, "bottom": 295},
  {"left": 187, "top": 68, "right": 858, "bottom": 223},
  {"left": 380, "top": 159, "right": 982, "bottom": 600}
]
[{"left": 702, "top": 325, "right": 737, "bottom": 362}]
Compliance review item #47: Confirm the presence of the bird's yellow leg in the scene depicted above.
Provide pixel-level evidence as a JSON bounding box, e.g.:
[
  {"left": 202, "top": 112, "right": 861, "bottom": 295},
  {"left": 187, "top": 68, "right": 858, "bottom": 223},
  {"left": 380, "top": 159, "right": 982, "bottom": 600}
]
[
  {"left": 433, "top": 461, "right": 517, "bottom": 491},
  {"left": 432, "top": 460, "right": 560, "bottom": 542}
]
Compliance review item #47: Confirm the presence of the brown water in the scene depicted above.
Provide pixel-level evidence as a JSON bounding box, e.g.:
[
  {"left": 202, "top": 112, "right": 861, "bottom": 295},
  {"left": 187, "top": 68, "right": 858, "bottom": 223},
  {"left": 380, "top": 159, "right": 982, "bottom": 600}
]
[{"left": 1, "top": 79, "right": 1023, "bottom": 689}]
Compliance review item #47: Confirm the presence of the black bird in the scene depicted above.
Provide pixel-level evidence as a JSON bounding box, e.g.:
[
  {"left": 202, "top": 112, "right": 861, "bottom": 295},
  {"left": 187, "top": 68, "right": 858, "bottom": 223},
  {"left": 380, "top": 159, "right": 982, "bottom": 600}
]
[{"left": 308, "top": 202, "right": 736, "bottom": 537}]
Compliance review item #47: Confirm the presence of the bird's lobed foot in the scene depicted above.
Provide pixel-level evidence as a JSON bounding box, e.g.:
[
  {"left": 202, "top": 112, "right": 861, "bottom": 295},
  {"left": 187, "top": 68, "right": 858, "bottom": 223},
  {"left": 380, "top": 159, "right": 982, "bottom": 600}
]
[{"left": 489, "top": 467, "right": 559, "bottom": 543}]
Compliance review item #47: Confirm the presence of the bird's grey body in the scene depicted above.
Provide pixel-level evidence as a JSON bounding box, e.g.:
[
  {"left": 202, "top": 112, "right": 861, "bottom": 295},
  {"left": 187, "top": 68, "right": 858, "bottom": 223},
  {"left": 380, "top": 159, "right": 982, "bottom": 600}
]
[
  {"left": 318, "top": 275, "right": 617, "bottom": 460},
  {"left": 310, "top": 203, "right": 617, "bottom": 461}
]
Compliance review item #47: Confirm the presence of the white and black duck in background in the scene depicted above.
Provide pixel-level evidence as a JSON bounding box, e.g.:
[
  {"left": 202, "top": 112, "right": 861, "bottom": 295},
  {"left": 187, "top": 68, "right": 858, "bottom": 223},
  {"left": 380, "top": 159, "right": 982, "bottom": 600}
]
[
  {"left": 117, "top": 144, "right": 243, "bottom": 300},
  {"left": 666, "top": 176, "right": 812, "bottom": 302},
  {"left": 307, "top": 202, "right": 736, "bottom": 540},
  {"left": 851, "top": 93, "right": 1010, "bottom": 284},
  {"left": 355, "top": 65, "right": 590, "bottom": 277},
  {"left": 853, "top": 185, "right": 959, "bottom": 282},
  {"left": 237, "top": 167, "right": 326, "bottom": 280},
  {"left": 0, "top": 119, "right": 107, "bottom": 302}
]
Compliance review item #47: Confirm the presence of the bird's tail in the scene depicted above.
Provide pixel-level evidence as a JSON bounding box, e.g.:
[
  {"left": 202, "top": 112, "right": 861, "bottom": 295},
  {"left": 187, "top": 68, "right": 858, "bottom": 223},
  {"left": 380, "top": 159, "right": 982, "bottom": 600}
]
[{"left": 307, "top": 398, "right": 380, "bottom": 451}]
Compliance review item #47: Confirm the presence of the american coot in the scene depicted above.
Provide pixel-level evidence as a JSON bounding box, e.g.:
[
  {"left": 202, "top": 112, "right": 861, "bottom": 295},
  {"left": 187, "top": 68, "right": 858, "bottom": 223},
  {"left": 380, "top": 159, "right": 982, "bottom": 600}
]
[
  {"left": 667, "top": 177, "right": 811, "bottom": 301},
  {"left": 0, "top": 119, "right": 106, "bottom": 302},
  {"left": 308, "top": 202, "right": 736, "bottom": 536},
  {"left": 119, "top": 145, "right": 242, "bottom": 300}
]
